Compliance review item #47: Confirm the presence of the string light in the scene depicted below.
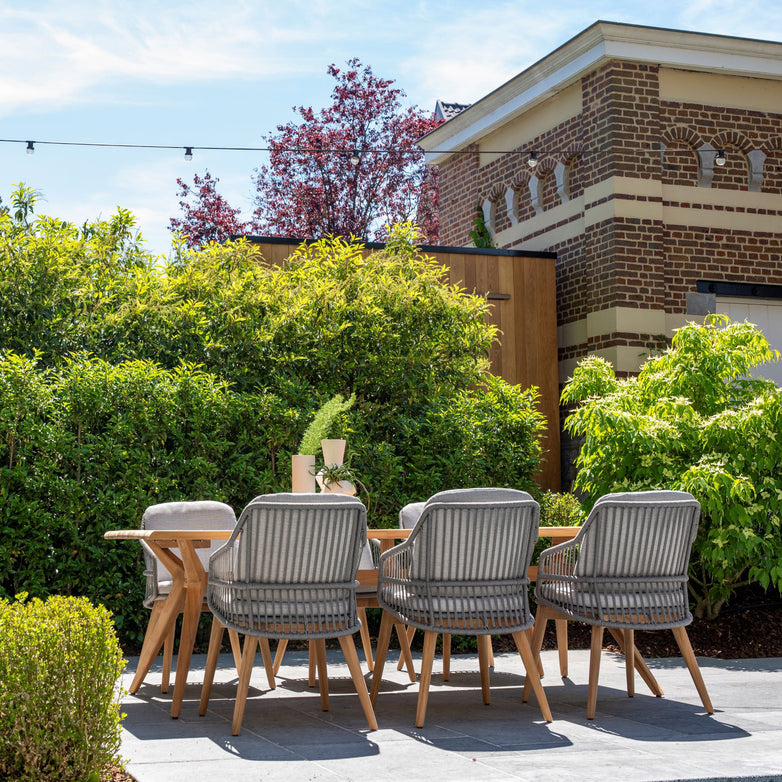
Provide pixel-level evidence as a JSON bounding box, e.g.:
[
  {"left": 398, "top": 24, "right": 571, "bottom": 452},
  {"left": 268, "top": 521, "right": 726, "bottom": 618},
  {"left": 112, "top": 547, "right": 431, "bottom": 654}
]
[{"left": 0, "top": 138, "right": 769, "bottom": 159}]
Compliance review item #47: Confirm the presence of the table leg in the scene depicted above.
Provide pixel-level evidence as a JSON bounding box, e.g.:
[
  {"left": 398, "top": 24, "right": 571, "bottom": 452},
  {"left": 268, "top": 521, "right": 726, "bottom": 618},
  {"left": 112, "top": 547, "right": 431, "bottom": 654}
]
[
  {"left": 130, "top": 581, "right": 185, "bottom": 694},
  {"left": 170, "top": 540, "right": 208, "bottom": 719}
]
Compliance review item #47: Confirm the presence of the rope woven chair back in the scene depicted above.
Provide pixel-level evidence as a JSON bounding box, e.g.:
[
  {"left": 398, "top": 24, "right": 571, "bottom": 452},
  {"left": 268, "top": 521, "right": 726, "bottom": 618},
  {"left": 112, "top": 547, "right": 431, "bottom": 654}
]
[
  {"left": 209, "top": 493, "right": 367, "bottom": 639},
  {"left": 232, "top": 493, "right": 367, "bottom": 584},
  {"left": 141, "top": 500, "right": 236, "bottom": 606},
  {"left": 574, "top": 491, "right": 700, "bottom": 580},
  {"left": 409, "top": 488, "right": 539, "bottom": 583}
]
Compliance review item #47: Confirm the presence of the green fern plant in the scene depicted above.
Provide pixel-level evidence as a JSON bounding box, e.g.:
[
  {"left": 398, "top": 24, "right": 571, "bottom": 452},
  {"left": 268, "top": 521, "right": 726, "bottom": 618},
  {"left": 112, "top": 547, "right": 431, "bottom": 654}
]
[{"left": 298, "top": 392, "right": 356, "bottom": 456}]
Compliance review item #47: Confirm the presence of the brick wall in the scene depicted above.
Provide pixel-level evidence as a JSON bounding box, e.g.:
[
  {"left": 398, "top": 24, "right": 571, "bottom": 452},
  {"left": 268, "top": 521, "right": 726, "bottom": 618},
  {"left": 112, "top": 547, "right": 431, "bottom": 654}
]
[{"left": 435, "top": 58, "right": 782, "bottom": 368}]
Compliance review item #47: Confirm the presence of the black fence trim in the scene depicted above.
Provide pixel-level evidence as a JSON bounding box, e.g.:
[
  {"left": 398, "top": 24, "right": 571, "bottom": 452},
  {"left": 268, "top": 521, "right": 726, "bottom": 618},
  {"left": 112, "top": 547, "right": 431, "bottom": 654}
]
[{"left": 230, "top": 235, "right": 556, "bottom": 259}]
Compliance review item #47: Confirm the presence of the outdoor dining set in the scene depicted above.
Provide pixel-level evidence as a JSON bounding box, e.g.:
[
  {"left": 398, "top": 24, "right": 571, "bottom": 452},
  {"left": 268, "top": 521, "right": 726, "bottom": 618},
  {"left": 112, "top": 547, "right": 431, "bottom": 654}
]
[{"left": 105, "top": 488, "right": 713, "bottom": 737}]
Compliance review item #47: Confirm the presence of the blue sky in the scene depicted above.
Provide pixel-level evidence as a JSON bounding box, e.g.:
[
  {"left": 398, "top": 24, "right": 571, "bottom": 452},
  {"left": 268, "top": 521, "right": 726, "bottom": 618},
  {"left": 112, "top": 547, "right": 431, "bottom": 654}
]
[{"left": 2, "top": 0, "right": 782, "bottom": 256}]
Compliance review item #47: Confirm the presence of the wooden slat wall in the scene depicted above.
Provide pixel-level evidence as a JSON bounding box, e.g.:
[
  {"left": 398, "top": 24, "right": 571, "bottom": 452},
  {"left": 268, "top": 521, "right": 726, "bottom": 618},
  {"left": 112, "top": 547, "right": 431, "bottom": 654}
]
[
  {"left": 246, "top": 240, "right": 560, "bottom": 490},
  {"left": 442, "top": 252, "right": 560, "bottom": 491}
]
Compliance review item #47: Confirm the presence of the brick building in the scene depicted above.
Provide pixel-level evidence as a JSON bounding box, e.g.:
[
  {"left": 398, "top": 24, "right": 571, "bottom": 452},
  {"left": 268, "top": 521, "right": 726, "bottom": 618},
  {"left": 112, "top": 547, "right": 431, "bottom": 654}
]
[{"left": 419, "top": 21, "right": 782, "bottom": 399}]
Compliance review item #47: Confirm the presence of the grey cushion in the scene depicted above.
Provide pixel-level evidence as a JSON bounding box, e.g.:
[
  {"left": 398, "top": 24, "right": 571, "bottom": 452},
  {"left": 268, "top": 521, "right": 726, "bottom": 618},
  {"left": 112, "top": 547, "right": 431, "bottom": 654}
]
[{"left": 142, "top": 501, "right": 236, "bottom": 603}]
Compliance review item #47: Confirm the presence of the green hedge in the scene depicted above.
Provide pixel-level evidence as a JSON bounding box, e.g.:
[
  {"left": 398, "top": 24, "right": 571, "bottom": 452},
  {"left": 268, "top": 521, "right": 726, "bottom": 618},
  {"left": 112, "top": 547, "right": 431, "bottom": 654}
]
[
  {"left": 0, "top": 191, "right": 547, "bottom": 647},
  {"left": 0, "top": 594, "right": 125, "bottom": 782}
]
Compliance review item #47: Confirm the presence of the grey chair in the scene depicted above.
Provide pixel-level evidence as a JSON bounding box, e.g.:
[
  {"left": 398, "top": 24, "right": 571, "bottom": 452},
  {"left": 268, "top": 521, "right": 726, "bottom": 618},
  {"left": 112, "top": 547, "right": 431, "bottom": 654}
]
[
  {"left": 370, "top": 488, "right": 552, "bottom": 728},
  {"left": 139, "top": 500, "right": 241, "bottom": 692},
  {"left": 200, "top": 493, "right": 378, "bottom": 735},
  {"left": 526, "top": 490, "right": 713, "bottom": 719}
]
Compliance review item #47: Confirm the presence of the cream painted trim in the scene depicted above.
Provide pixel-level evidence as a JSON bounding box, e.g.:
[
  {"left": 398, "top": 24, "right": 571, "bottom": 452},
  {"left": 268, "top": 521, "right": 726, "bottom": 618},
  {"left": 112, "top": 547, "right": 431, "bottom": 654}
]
[
  {"left": 479, "top": 84, "right": 582, "bottom": 167},
  {"left": 659, "top": 67, "right": 782, "bottom": 113},
  {"left": 662, "top": 184, "right": 782, "bottom": 211},
  {"left": 662, "top": 205, "right": 781, "bottom": 231},
  {"left": 421, "top": 22, "right": 782, "bottom": 165},
  {"left": 585, "top": 176, "right": 663, "bottom": 203},
  {"left": 558, "top": 307, "right": 705, "bottom": 350},
  {"left": 494, "top": 196, "right": 583, "bottom": 247}
]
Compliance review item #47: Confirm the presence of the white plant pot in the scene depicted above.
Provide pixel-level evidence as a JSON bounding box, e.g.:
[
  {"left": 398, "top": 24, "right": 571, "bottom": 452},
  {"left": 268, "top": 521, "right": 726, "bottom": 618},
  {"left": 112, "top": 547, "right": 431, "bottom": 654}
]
[
  {"left": 291, "top": 454, "right": 316, "bottom": 493},
  {"left": 320, "top": 438, "right": 346, "bottom": 466},
  {"left": 323, "top": 478, "right": 357, "bottom": 496}
]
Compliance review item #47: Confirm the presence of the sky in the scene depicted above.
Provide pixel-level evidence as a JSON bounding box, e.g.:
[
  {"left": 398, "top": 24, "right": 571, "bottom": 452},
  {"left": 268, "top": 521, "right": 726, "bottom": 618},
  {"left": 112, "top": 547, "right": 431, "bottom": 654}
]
[{"left": 2, "top": 0, "right": 782, "bottom": 257}]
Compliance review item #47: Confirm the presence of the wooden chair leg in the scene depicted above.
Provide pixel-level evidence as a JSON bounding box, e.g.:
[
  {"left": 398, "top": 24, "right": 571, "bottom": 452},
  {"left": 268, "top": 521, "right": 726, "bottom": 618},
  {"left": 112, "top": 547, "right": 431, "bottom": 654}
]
[
  {"left": 529, "top": 627, "right": 544, "bottom": 676},
  {"left": 397, "top": 626, "right": 416, "bottom": 671},
  {"left": 396, "top": 622, "right": 417, "bottom": 683},
  {"left": 199, "top": 617, "right": 224, "bottom": 716},
  {"left": 308, "top": 641, "right": 317, "bottom": 687},
  {"left": 259, "top": 638, "right": 276, "bottom": 690},
  {"left": 512, "top": 630, "right": 552, "bottom": 722},
  {"left": 442, "top": 633, "right": 451, "bottom": 681},
  {"left": 314, "top": 638, "right": 329, "bottom": 711},
  {"left": 625, "top": 628, "right": 635, "bottom": 698},
  {"left": 228, "top": 629, "right": 243, "bottom": 677},
  {"left": 370, "top": 610, "right": 394, "bottom": 705},
  {"left": 555, "top": 618, "right": 569, "bottom": 678},
  {"left": 672, "top": 626, "right": 714, "bottom": 714},
  {"left": 357, "top": 607, "right": 374, "bottom": 672},
  {"left": 587, "top": 625, "right": 604, "bottom": 720},
  {"left": 522, "top": 605, "right": 552, "bottom": 703},
  {"left": 477, "top": 635, "right": 492, "bottom": 705},
  {"left": 607, "top": 628, "right": 663, "bottom": 696},
  {"left": 162, "top": 618, "right": 175, "bottom": 693},
  {"left": 232, "top": 636, "right": 257, "bottom": 736},
  {"left": 415, "top": 631, "right": 438, "bottom": 728},
  {"left": 338, "top": 635, "right": 378, "bottom": 730},
  {"left": 273, "top": 639, "right": 288, "bottom": 676}
]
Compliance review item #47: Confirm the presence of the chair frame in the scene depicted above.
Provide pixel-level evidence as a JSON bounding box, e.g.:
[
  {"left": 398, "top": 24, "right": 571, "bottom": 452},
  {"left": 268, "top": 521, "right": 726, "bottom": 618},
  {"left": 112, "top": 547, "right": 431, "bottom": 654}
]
[
  {"left": 524, "top": 491, "right": 713, "bottom": 719},
  {"left": 370, "top": 488, "right": 553, "bottom": 727},
  {"left": 199, "top": 493, "right": 378, "bottom": 734}
]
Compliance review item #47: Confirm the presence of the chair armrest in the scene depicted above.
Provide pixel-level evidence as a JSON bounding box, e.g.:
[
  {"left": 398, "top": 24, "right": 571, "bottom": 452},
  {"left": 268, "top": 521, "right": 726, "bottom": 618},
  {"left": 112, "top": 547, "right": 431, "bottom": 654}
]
[
  {"left": 378, "top": 538, "right": 412, "bottom": 582},
  {"left": 538, "top": 538, "right": 579, "bottom": 579}
]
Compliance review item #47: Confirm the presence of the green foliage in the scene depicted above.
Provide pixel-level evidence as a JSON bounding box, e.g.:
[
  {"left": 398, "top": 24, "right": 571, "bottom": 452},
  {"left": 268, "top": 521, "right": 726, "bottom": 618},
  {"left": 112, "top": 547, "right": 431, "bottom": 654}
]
[
  {"left": 468, "top": 203, "right": 495, "bottom": 249},
  {"left": 0, "top": 594, "right": 125, "bottom": 782},
  {"left": 540, "top": 491, "right": 586, "bottom": 527},
  {"left": 0, "top": 353, "right": 296, "bottom": 645},
  {"left": 562, "top": 315, "right": 782, "bottom": 618},
  {"left": 298, "top": 392, "right": 356, "bottom": 455},
  {"left": 0, "top": 199, "right": 546, "bottom": 645}
]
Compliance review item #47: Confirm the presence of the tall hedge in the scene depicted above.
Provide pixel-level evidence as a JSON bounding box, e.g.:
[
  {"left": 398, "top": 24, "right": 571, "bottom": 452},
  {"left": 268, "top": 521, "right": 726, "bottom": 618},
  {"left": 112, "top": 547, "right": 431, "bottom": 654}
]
[{"left": 0, "top": 188, "right": 545, "bottom": 647}]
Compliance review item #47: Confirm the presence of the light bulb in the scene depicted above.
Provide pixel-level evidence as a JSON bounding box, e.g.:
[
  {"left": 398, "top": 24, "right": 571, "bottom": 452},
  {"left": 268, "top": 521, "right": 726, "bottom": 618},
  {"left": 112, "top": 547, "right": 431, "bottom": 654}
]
[
  {"left": 715, "top": 149, "right": 726, "bottom": 166},
  {"left": 527, "top": 151, "right": 538, "bottom": 169},
  {"left": 184, "top": 147, "right": 193, "bottom": 161},
  {"left": 26, "top": 141, "right": 34, "bottom": 155},
  {"left": 349, "top": 150, "right": 360, "bottom": 166}
]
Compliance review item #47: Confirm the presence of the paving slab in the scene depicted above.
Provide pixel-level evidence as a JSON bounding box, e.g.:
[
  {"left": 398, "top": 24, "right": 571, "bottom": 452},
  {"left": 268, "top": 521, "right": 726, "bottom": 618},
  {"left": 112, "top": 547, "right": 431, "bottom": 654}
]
[{"left": 119, "top": 648, "right": 782, "bottom": 782}]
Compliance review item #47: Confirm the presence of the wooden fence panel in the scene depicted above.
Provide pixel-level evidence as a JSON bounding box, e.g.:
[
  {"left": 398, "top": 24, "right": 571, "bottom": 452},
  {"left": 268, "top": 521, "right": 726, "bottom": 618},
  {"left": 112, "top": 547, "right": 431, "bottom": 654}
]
[{"left": 245, "top": 238, "right": 560, "bottom": 489}]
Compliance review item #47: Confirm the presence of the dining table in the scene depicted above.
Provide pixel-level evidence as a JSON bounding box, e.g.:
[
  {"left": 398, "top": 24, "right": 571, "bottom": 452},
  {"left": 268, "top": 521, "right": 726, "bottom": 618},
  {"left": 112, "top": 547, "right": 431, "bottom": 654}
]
[{"left": 105, "top": 524, "right": 581, "bottom": 718}]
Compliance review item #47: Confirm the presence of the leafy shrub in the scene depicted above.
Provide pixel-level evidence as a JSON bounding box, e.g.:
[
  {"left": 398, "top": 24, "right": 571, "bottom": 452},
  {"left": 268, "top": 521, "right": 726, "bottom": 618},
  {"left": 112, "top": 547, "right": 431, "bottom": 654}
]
[
  {"left": 540, "top": 491, "right": 585, "bottom": 527},
  {"left": 0, "top": 594, "right": 125, "bottom": 782},
  {"left": 562, "top": 315, "right": 782, "bottom": 618},
  {"left": 0, "top": 191, "right": 546, "bottom": 645}
]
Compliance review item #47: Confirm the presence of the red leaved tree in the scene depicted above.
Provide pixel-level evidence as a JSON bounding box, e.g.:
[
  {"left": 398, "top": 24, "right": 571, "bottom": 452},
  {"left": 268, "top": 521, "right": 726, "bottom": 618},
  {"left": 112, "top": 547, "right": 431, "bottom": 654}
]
[
  {"left": 253, "top": 59, "right": 443, "bottom": 242},
  {"left": 169, "top": 172, "right": 248, "bottom": 249}
]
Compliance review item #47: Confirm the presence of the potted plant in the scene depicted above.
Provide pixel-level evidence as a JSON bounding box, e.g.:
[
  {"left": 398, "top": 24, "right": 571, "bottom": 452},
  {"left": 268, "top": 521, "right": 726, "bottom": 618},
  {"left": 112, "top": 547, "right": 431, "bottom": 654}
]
[{"left": 292, "top": 393, "right": 356, "bottom": 493}]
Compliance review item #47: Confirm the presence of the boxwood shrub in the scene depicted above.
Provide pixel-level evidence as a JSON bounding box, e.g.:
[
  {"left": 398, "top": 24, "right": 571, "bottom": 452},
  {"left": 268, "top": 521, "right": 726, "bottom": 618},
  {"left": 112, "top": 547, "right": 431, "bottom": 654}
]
[{"left": 0, "top": 594, "right": 125, "bottom": 782}]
